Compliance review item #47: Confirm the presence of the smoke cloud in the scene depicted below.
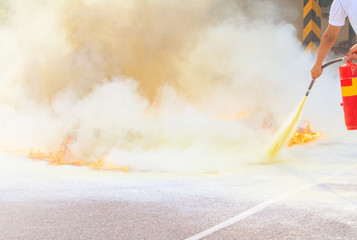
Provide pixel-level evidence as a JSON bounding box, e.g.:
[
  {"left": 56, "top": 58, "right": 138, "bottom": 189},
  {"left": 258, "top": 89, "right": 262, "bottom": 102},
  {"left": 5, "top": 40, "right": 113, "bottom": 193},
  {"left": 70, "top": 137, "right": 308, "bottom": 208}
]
[{"left": 0, "top": 0, "right": 346, "bottom": 172}]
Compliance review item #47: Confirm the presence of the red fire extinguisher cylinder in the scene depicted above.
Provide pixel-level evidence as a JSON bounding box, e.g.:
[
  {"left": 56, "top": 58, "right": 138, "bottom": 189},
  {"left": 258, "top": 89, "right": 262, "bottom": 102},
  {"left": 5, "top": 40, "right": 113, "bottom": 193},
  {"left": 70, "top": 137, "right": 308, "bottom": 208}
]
[{"left": 339, "top": 59, "right": 357, "bottom": 130}]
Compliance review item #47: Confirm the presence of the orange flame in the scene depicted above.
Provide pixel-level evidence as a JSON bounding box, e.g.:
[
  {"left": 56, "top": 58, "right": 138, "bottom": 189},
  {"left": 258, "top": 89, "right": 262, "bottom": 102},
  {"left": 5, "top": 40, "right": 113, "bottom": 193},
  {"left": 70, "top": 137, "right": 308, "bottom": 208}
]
[
  {"left": 288, "top": 121, "right": 321, "bottom": 147},
  {"left": 5, "top": 137, "right": 129, "bottom": 172}
]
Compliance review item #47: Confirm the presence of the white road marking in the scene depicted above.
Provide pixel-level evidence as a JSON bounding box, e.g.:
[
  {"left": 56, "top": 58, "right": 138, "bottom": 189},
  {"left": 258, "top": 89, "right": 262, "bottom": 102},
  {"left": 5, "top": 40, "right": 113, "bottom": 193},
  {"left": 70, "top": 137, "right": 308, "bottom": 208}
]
[{"left": 185, "top": 163, "right": 357, "bottom": 240}]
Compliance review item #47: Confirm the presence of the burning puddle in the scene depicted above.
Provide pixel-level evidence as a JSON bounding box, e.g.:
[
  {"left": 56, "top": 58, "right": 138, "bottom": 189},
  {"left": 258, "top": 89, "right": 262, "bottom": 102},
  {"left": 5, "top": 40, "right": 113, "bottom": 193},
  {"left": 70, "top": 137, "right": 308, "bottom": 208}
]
[
  {"left": 288, "top": 121, "right": 321, "bottom": 147},
  {"left": 27, "top": 137, "right": 129, "bottom": 173},
  {"left": 1, "top": 137, "right": 129, "bottom": 173}
]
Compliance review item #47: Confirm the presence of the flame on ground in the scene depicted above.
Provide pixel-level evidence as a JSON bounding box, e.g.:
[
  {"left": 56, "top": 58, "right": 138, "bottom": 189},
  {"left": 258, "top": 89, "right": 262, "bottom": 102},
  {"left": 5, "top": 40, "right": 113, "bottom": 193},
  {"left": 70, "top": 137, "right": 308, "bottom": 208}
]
[
  {"left": 288, "top": 121, "right": 321, "bottom": 147},
  {"left": 3, "top": 137, "right": 129, "bottom": 173}
]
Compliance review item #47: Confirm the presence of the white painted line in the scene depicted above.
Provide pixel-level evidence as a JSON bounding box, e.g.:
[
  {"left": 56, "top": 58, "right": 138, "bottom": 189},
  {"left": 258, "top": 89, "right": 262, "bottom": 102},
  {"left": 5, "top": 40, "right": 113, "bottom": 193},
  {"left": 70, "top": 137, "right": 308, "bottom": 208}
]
[{"left": 185, "top": 163, "right": 357, "bottom": 240}]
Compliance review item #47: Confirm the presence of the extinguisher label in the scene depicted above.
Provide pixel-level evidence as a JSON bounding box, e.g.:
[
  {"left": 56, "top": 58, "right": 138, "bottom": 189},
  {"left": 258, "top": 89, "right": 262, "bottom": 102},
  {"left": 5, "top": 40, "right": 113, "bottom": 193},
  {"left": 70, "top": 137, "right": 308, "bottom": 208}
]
[{"left": 341, "top": 78, "right": 357, "bottom": 97}]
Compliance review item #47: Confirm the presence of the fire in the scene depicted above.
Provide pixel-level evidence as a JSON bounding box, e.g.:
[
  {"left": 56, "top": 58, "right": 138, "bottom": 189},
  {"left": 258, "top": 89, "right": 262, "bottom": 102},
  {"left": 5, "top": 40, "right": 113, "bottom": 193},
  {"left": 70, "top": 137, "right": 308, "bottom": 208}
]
[
  {"left": 3, "top": 137, "right": 129, "bottom": 173},
  {"left": 288, "top": 121, "right": 321, "bottom": 147}
]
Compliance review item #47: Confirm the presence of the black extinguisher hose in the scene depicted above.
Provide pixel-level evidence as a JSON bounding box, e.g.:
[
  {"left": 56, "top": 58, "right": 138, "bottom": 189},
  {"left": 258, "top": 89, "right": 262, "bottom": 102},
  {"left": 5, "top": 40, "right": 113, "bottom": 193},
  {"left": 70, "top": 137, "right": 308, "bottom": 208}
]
[{"left": 305, "top": 57, "right": 344, "bottom": 96}]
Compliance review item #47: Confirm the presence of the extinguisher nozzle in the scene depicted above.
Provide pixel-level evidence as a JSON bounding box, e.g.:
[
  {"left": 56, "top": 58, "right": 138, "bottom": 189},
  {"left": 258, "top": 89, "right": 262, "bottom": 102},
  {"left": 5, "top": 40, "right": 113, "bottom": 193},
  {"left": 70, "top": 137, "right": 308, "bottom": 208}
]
[{"left": 305, "top": 80, "right": 315, "bottom": 96}]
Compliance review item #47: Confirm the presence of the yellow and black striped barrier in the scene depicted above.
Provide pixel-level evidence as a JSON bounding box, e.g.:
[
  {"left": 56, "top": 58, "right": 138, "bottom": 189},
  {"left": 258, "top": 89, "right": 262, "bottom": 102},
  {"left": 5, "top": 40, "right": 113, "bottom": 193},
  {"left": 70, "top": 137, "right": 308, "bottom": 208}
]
[{"left": 303, "top": 0, "right": 321, "bottom": 52}]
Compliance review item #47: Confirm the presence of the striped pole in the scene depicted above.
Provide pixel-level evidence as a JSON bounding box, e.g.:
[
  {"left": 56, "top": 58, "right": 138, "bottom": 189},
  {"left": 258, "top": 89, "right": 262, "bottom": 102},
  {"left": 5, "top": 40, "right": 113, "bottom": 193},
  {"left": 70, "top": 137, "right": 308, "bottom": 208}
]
[{"left": 303, "top": 0, "right": 321, "bottom": 52}]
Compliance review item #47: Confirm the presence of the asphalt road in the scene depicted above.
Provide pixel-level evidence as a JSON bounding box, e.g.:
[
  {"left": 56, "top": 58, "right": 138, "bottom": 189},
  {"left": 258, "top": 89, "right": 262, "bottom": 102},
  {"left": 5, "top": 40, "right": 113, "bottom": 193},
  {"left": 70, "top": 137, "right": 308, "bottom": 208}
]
[{"left": 1, "top": 151, "right": 357, "bottom": 240}]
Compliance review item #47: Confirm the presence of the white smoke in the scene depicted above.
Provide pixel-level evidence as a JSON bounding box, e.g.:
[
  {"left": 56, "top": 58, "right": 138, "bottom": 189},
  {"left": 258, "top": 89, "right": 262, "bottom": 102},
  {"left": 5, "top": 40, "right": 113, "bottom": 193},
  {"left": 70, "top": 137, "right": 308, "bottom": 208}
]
[{"left": 0, "top": 0, "right": 351, "bottom": 172}]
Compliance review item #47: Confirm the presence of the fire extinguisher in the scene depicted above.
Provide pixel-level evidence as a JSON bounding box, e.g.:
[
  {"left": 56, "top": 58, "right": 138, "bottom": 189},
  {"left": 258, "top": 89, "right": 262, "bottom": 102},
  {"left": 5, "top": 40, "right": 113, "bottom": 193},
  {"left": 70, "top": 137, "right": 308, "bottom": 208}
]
[
  {"left": 305, "top": 54, "right": 357, "bottom": 131},
  {"left": 340, "top": 58, "right": 357, "bottom": 130}
]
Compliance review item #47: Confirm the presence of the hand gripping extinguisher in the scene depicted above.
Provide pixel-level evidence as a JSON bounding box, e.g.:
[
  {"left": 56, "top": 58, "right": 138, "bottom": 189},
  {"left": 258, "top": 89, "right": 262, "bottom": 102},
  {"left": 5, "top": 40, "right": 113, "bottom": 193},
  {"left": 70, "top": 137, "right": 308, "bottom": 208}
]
[{"left": 340, "top": 56, "right": 357, "bottom": 130}]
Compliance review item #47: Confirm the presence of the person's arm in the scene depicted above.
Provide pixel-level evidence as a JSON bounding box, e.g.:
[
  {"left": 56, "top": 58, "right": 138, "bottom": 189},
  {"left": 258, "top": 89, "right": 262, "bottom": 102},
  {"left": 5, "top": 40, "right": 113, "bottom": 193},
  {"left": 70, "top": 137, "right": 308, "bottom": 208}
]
[{"left": 311, "top": 24, "right": 341, "bottom": 80}]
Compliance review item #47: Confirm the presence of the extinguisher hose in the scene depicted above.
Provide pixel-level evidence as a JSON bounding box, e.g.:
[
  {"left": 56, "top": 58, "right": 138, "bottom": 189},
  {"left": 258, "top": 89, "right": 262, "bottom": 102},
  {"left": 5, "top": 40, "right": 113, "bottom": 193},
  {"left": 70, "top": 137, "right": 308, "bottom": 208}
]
[{"left": 305, "top": 57, "right": 344, "bottom": 96}]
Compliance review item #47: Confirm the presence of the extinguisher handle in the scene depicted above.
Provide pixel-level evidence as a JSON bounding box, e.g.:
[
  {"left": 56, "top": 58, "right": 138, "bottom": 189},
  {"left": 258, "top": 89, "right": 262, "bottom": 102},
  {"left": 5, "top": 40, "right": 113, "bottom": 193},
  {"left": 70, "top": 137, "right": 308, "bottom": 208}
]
[
  {"left": 305, "top": 57, "right": 344, "bottom": 96},
  {"left": 345, "top": 51, "right": 357, "bottom": 63}
]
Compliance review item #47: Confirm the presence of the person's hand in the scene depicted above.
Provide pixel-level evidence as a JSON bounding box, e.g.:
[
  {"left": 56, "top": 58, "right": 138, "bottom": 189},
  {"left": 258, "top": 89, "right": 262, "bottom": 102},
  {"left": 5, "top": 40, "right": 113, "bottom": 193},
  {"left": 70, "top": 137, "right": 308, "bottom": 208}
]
[
  {"left": 344, "top": 44, "right": 357, "bottom": 62},
  {"left": 311, "top": 63, "right": 322, "bottom": 81}
]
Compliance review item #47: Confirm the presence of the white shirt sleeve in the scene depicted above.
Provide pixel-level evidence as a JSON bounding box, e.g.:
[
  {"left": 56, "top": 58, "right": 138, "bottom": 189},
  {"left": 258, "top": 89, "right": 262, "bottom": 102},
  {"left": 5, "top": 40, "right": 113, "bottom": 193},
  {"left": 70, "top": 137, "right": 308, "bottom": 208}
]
[{"left": 329, "top": 0, "right": 347, "bottom": 27}]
